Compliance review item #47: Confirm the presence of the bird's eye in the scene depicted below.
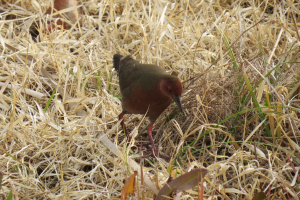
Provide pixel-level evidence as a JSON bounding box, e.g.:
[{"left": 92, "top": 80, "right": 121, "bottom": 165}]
[{"left": 168, "top": 88, "right": 172, "bottom": 93}]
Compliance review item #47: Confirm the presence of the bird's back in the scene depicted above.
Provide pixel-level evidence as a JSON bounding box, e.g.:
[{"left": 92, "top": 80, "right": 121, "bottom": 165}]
[{"left": 113, "top": 55, "right": 168, "bottom": 93}]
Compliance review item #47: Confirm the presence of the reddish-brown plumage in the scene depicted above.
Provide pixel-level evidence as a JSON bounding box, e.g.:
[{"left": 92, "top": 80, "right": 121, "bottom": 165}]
[{"left": 113, "top": 54, "right": 183, "bottom": 158}]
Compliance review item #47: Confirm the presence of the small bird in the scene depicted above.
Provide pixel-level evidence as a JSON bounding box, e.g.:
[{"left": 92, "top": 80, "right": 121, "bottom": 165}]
[{"left": 113, "top": 54, "right": 183, "bottom": 158}]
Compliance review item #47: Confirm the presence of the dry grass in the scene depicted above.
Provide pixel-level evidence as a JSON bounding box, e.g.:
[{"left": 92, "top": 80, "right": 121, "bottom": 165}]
[{"left": 1, "top": 0, "right": 300, "bottom": 199}]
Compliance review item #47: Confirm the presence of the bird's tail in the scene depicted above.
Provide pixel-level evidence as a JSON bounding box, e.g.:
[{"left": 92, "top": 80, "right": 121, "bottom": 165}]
[{"left": 113, "top": 54, "right": 123, "bottom": 72}]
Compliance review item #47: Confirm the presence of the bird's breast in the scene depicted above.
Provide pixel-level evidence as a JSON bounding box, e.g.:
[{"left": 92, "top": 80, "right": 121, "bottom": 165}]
[{"left": 122, "top": 85, "right": 172, "bottom": 120}]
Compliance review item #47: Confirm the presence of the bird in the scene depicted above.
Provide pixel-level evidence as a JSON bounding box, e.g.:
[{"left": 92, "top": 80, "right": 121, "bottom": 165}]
[{"left": 113, "top": 54, "right": 183, "bottom": 158}]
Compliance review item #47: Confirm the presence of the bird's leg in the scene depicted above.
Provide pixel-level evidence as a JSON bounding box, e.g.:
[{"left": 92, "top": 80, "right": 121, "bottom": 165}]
[
  {"left": 144, "top": 124, "right": 170, "bottom": 161},
  {"left": 146, "top": 124, "right": 157, "bottom": 152},
  {"left": 118, "top": 117, "right": 170, "bottom": 160},
  {"left": 118, "top": 113, "right": 150, "bottom": 147},
  {"left": 119, "top": 113, "right": 131, "bottom": 142}
]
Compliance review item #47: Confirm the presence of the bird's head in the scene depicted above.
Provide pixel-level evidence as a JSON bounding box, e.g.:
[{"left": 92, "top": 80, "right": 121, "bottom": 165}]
[{"left": 160, "top": 76, "right": 183, "bottom": 112}]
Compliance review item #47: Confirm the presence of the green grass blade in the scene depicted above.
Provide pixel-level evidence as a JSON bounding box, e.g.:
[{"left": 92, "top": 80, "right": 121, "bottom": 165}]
[{"left": 44, "top": 88, "right": 56, "bottom": 112}]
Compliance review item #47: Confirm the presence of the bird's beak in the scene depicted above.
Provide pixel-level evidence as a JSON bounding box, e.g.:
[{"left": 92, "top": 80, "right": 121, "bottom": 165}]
[{"left": 173, "top": 96, "right": 183, "bottom": 113}]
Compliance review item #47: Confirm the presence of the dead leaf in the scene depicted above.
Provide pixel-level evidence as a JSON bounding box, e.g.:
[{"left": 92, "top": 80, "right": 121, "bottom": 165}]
[
  {"left": 252, "top": 191, "right": 267, "bottom": 200},
  {"left": 120, "top": 171, "right": 138, "bottom": 200},
  {"left": 156, "top": 168, "right": 208, "bottom": 200},
  {"left": 44, "top": 0, "right": 82, "bottom": 31}
]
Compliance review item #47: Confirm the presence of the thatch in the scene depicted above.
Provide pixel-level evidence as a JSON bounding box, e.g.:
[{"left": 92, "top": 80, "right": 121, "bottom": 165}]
[{"left": 0, "top": 0, "right": 300, "bottom": 199}]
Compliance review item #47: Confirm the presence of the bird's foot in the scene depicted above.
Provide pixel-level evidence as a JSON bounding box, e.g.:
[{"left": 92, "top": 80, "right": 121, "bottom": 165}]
[
  {"left": 136, "top": 141, "right": 151, "bottom": 147},
  {"left": 141, "top": 149, "right": 171, "bottom": 161},
  {"left": 130, "top": 141, "right": 151, "bottom": 150}
]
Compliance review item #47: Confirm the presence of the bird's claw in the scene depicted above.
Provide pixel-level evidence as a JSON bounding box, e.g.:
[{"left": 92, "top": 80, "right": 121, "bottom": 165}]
[{"left": 141, "top": 149, "right": 171, "bottom": 161}]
